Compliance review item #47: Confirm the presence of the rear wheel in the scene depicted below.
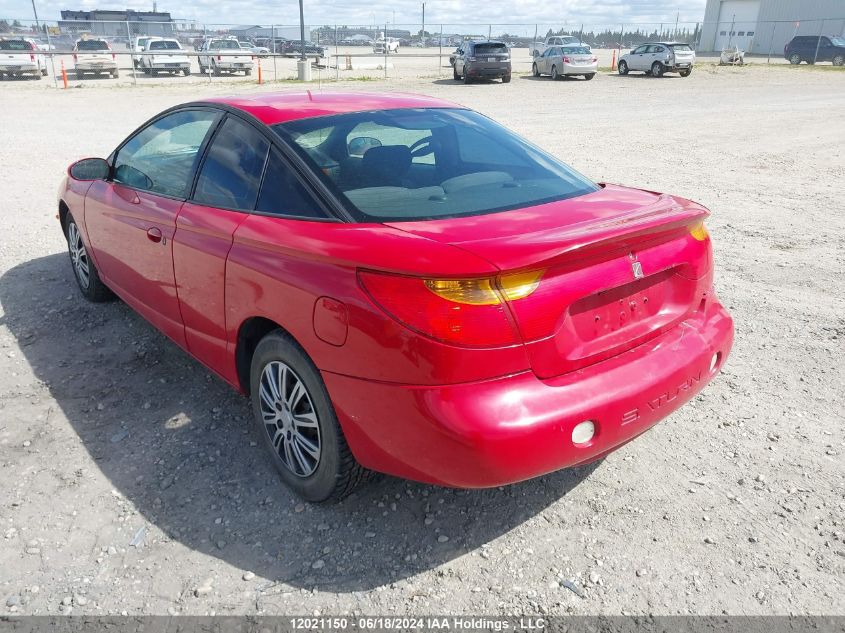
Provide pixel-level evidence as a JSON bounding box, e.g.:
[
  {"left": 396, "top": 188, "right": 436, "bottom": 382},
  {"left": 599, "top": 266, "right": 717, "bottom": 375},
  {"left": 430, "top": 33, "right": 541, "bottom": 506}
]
[
  {"left": 618, "top": 60, "right": 628, "bottom": 75},
  {"left": 453, "top": 64, "right": 459, "bottom": 80},
  {"left": 584, "top": 73, "right": 595, "bottom": 80},
  {"left": 76, "top": 70, "right": 85, "bottom": 79},
  {"left": 250, "top": 331, "right": 370, "bottom": 502},
  {"left": 183, "top": 68, "right": 190, "bottom": 76},
  {"left": 679, "top": 68, "right": 691, "bottom": 77},
  {"left": 789, "top": 53, "right": 801, "bottom": 65},
  {"left": 41, "top": 67, "right": 47, "bottom": 76},
  {"left": 111, "top": 69, "right": 119, "bottom": 78},
  {"left": 532, "top": 62, "right": 539, "bottom": 77},
  {"left": 245, "top": 68, "right": 251, "bottom": 76},
  {"left": 502, "top": 74, "right": 510, "bottom": 83},
  {"left": 551, "top": 64, "right": 559, "bottom": 80},
  {"left": 651, "top": 61, "right": 664, "bottom": 77},
  {"left": 66, "top": 216, "right": 113, "bottom": 302}
]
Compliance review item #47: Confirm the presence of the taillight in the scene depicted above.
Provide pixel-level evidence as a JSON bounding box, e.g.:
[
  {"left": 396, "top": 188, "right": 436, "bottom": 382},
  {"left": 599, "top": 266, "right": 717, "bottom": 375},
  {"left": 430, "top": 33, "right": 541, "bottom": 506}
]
[
  {"left": 690, "top": 222, "right": 709, "bottom": 241},
  {"left": 217, "top": 54, "right": 221, "bottom": 61},
  {"left": 592, "top": 56, "right": 598, "bottom": 62},
  {"left": 112, "top": 52, "right": 116, "bottom": 60},
  {"left": 73, "top": 53, "right": 78, "bottom": 61},
  {"left": 468, "top": 56, "right": 476, "bottom": 61},
  {"left": 563, "top": 56, "right": 570, "bottom": 63},
  {"left": 30, "top": 53, "right": 35, "bottom": 62},
  {"left": 359, "top": 270, "right": 543, "bottom": 347}
]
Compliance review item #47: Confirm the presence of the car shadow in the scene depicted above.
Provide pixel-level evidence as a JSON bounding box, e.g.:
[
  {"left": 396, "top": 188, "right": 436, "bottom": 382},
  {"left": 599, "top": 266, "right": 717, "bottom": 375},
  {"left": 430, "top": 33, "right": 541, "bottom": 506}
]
[{"left": 0, "top": 253, "right": 599, "bottom": 592}]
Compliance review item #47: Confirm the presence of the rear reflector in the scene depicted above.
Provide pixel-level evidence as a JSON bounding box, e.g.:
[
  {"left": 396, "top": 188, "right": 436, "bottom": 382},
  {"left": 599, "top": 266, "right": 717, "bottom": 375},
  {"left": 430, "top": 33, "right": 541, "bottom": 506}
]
[{"left": 572, "top": 420, "right": 596, "bottom": 444}]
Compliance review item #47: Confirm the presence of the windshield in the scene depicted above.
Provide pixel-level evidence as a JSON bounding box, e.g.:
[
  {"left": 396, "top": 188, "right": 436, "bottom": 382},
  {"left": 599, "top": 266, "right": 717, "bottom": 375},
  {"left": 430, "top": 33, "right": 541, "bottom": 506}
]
[
  {"left": 669, "top": 43, "right": 693, "bottom": 51},
  {"left": 0, "top": 40, "right": 32, "bottom": 51},
  {"left": 831, "top": 37, "right": 845, "bottom": 46},
  {"left": 562, "top": 46, "right": 591, "bottom": 55},
  {"left": 76, "top": 40, "right": 109, "bottom": 51},
  {"left": 212, "top": 40, "right": 240, "bottom": 50},
  {"left": 274, "top": 108, "right": 598, "bottom": 222},
  {"left": 149, "top": 40, "right": 180, "bottom": 50}
]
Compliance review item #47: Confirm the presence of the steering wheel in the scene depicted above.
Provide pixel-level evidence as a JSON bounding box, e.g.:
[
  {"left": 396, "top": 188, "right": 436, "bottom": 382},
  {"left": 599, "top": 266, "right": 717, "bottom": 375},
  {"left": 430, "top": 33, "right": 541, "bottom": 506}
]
[{"left": 409, "top": 136, "right": 436, "bottom": 158}]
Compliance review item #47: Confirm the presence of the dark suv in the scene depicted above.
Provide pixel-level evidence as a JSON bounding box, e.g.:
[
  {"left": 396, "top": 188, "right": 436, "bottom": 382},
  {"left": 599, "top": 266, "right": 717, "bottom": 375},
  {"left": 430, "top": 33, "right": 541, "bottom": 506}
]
[
  {"left": 453, "top": 40, "right": 511, "bottom": 83},
  {"left": 784, "top": 35, "right": 845, "bottom": 66}
]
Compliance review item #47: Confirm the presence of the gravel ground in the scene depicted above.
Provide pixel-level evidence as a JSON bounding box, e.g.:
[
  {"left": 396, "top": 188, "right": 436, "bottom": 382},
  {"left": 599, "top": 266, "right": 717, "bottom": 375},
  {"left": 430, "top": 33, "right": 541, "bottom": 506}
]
[{"left": 0, "top": 63, "right": 843, "bottom": 617}]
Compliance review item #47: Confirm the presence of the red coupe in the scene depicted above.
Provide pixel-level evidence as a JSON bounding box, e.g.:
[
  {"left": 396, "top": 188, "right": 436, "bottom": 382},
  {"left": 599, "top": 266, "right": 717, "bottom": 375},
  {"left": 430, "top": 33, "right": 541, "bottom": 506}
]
[{"left": 58, "top": 92, "right": 734, "bottom": 501}]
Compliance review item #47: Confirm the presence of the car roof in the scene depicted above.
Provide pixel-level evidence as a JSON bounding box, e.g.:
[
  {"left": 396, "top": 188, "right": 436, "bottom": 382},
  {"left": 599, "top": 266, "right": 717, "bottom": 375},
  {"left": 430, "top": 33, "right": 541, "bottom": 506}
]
[{"left": 201, "top": 92, "right": 464, "bottom": 126}]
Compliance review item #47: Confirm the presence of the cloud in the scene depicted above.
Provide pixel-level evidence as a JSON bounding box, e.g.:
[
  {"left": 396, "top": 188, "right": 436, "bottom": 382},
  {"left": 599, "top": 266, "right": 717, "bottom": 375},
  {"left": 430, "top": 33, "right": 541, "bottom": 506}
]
[{"left": 2, "top": 0, "right": 706, "bottom": 29}]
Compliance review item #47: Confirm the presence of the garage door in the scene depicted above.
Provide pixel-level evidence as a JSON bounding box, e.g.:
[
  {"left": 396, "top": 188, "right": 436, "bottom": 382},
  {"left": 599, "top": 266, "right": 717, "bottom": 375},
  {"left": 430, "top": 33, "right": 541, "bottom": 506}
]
[{"left": 714, "top": 0, "right": 761, "bottom": 51}]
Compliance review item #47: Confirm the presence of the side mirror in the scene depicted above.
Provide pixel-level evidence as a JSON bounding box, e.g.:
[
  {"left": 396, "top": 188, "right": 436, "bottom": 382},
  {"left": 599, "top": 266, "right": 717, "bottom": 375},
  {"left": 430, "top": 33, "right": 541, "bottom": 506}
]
[
  {"left": 348, "top": 136, "right": 382, "bottom": 157},
  {"left": 69, "top": 158, "right": 110, "bottom": 181}
]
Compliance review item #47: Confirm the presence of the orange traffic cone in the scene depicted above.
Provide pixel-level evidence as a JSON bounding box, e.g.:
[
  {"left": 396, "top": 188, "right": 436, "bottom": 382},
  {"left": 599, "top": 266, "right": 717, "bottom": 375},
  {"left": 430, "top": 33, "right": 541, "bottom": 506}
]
[
  {"left": 611, "top": 49, "right": 617, "bottom": 71},
  {"left": 60, "top": 59, "right": 68, "bottom": 88},
  {"left": 257, "top": 59, "right": 263, "bottom": 84}
]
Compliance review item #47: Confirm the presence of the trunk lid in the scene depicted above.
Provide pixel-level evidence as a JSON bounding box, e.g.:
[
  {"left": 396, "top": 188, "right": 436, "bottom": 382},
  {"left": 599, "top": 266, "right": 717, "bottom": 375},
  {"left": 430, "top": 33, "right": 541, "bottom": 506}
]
[{"left": 387, "top": 184, "right": 714, "bottom": 378}]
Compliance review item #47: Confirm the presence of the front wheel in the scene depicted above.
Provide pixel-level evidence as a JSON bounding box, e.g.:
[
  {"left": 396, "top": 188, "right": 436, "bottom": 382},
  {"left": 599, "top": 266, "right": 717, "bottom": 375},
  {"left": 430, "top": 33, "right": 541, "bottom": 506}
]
[
  {"left": 66, "top": 216, "right": 113, "bottom": 302},
  {"left": 618, "top": 60, "right": 628, "bottom": 75},
  {"left": 833, "top": 54, "right": 844, "bottom": 67},
  {"left": 584, "top": 73, "right": 595, "bottom": 80},
  {"left": 651, "top": 61, "right": 664, "bottom": 77},
  {"left": 245, "top": 68, "right": 252, "bottom": 76},
  {"left": 551, "top": 65, "right": 559, "bottom": 80},
  {"left": 453, "top": 64, "right": 459, "bottom": 80},
  {"left": 250, "top": 331, "right": 370, "bottom": 502},
  {"left": 532, "top": 62, "right": 539, "bottom": 77},
  {"left": 788, "top": 53, "right": 801, "bottom": 65}
]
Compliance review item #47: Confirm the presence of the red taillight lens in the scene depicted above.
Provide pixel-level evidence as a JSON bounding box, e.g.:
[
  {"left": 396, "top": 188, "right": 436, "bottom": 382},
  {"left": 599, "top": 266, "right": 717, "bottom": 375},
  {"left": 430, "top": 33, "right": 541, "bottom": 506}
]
[
  {"left": 217, "top": 54, "right": 222, "bottom": 61},
  {"left": 359, "top": 271, "right": 536, "bottom": 347},
  {"left": 30, "top": 53, "right": 35, "bottom": 62},
  {"left": 592, "top": 56, "right": 598, "bottom": 62},
  {"left": 73, "top": 53, "right": 78, "bottom": 61},
  {"left": 563, "top": 56, "right": 570, "bottom": 63},
  {"left": 112, "top": 52, "right": 116, "bottom": 60}
]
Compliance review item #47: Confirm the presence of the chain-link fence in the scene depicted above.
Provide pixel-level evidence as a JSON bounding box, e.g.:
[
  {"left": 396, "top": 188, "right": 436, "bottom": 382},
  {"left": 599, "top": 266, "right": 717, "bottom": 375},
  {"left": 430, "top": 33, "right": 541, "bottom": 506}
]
[{"left": 2, "top": 17, "right": 844, "bottom": 88}]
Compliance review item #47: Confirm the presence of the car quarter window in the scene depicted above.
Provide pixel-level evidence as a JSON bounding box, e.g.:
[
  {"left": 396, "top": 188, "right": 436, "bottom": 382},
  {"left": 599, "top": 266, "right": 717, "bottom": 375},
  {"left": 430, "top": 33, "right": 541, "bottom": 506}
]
[
  {"left": 193, "top": 116, "right": 270, "bottom": 211},
  {"left": 255, "top": 149, "right": 326, "bottom": 219},
  {"left": 113, "top": 109, "right": 218, "bottom": 198}
]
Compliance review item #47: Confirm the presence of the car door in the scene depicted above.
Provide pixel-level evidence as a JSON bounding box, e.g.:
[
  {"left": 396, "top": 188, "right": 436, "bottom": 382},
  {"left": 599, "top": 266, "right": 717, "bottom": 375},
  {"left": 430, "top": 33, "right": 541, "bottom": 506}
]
[
  {"left": 174, "top": 114, "right": 271, "bottom": 374},
  {"left": 816, "top": 37, "right": 832, "bottom": 62},
  {"left": 84, "top": 108, "right": 219, "bottom": 347},
  {"left": 629, "top": 45, "right": 649, "bottom": 70}
]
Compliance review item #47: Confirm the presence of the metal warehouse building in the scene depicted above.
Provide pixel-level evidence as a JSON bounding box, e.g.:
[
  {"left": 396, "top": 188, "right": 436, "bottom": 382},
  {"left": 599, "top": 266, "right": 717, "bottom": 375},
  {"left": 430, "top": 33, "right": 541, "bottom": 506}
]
[{"left": 699, "top": 0, "right": 845, "bottom": 54}]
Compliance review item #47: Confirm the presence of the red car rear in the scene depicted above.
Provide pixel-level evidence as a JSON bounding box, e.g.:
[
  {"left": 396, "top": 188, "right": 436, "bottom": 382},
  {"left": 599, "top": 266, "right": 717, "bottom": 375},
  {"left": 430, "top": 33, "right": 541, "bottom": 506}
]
[{"left": 58, "top": 92, "right": 733, "bottom": 501}]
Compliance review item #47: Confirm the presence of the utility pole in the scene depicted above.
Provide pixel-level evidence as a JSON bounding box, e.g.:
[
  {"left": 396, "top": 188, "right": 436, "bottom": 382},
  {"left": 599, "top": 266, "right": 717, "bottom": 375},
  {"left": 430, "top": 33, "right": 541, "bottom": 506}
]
[
  {"left": 31, "top": 0, "right": 41, "bottom": 32},
  {"left": 675, "top": 11, "right": 679, "bottom": 39},
  {"left": 422, "top": 2, "right": 425, "bottom": 43},
  {"left": 297, "top": 0, "right": 311, "bottom": 80}
]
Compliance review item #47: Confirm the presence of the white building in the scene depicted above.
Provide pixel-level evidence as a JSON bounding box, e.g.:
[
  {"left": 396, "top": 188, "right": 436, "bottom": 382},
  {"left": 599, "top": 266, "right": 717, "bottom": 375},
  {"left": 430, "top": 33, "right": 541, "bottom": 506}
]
[{"left": 698, "top": 0, "right": 845, "bottom": 53}]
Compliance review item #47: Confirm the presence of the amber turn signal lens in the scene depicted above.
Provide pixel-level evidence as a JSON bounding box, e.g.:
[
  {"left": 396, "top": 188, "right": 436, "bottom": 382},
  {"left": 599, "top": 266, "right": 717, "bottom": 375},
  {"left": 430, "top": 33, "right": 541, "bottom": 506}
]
[
  {"left": 424, "top": 278, "right": 501, "bottom": 305},
  {"left": 499, "top": 270, "right": 544, "bottom": 301},
  {"left": 690, "top": 222, "right": 709, "bottom": 241}
]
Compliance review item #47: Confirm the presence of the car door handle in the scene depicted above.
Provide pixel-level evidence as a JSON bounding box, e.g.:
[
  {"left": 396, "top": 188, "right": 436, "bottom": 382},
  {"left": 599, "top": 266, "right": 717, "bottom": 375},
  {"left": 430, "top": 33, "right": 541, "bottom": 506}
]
[{"left": 146, "top": 227, "right": 163, "bottom": 243}]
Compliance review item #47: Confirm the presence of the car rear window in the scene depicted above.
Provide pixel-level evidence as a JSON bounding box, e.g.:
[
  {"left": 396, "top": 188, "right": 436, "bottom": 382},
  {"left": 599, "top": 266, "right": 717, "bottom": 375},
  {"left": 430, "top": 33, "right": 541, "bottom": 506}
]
[
  {"left": 0, "top": 40, "right": 33, "bottom": 51},
  {"left": 274, "top": 108, "right": 598, "bottom": 222},
  {"left": 212, "top": 40, "right": 240, "bottom": 49},
  {"left": 149, "top": 40, "right": 180, "bottom": 50},
  {"left": 76, "top": 40, "right": 108, "bottom": 51},
  {"left": 562, "top": 46, "right": 591, "bottom": 54},
  {"left": 474, "top": 43, "right": 508, "bottom": 54},
  {"left": 669, "top": 43, "right": 693, "bottom": 51}
]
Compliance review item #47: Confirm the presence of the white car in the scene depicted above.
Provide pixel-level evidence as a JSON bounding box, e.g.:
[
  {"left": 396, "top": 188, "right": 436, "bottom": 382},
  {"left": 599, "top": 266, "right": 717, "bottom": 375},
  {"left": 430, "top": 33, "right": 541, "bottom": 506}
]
[
  {"left": 139, "top": 38, "right": 191, "bottom": 76},
  {"left": 373, "top": 38, "right": 400, "bottom": 54},
  {"left": 531, "top": 45, "right": 597, "bottom": 80},
  {"left": 74, "top": 39, "right": 119, "bottom": 79},
  {"left": 197, "top": 38, "right": 254, "bottom": 76},
  {"left": 618, "top": 42, "right": 695, "bottom": 77},
  {"left": 0, "top": 38, "right": 47, "bottom": 79},
  {"left": 131, "top": 36, "right": 161, "bottom": 68}
]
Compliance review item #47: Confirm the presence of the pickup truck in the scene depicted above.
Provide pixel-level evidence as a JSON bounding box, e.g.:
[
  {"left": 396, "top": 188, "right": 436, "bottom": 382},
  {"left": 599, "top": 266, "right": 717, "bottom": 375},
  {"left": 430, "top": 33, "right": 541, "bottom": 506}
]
[
  {"left": 529, "top": 35, "right": 590, "bottom": 58},
  {"left": 197, "top": 38, "right": 254, "bottom": 76},
  {"left": 373, "top": 38, "right": 400, "bottom": 54},
  {"left": 139, "top": 38, "right": 191, "bottom": 76},
  {"left": 131, "top": 35, "right": 161, "bottom": 68},
  {"left": 74, "top": 38, "right": 119, "bottom": 78},
  {"left": 0, "top": 38, "right": 47, "bottom": 79}
]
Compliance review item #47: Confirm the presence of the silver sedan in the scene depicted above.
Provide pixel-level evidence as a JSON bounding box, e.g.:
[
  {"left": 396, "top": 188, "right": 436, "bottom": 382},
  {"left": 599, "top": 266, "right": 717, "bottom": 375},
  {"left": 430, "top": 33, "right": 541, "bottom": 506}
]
[{"left": 532, "top": 46, "right": 597, "bottom": 80}]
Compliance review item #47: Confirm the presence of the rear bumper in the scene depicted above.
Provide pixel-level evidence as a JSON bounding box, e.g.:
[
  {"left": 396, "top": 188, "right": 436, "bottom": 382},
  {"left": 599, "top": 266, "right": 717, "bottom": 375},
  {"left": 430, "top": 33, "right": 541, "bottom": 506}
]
[
  {"left": 0, "top": 63, "right": 39, "bottom": 73},
  {"left": 466, "top": 64, "right": 511, "bottom": 78},
  {"left": 75, "top": 62, "right": 117, "bottom": 71},
  {"left": 324, "top": 299, "right": 733, "bottom": 488}
]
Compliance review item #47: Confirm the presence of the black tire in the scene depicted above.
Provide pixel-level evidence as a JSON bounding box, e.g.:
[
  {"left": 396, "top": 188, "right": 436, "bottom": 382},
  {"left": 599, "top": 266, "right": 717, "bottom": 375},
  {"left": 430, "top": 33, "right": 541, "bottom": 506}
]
[
  {"left": 463, "top": 66, "right": 471, "bottom": 84},
  {"left": 183, "top": 68, "right": 190, "bottom": 76},
  {"left": 651, "top": 61, "right": 664, "bottom": 77},
  {"left": 618, "top": 60, "right": 628, "bottom": 75},
  {"left": 532, "top": 62, "right": 539, "bottom": 77},
  {"left": 66, "top": 215, "right": 114, "bottom": 303},
  {"left": 502, "top": 74, "right": 510, "bottom": 83},
  {"left": 834, "top": 54, "right": 845, "bottom": 67},
  {"left": 551, "top": 65, "right": 559, "bottom": 80},
  {"left": 245, "top": 68, "right": 251, "bottom": 76},
  {"left": 111, "top": 70, "right": 119, "bottom": 78},
  {"left": 34, "top": 72, "right": 42, "bottom": 80},
  {"left": 76, "top": 70, "right": 85, "bottom": 79},
  {"left": 41, "top": 68, "right": 47, "bottom": 76},
  {"left": 250, "top": 331, "right": 370, "bottom": 502},
  {"left": 212, "top": 63, "right": 221, "bottom": 76},
  {"left": 788, "top": 53, "right": 801, "bottom": 65},
  {"left": 584, "top": 73, "right": 595, "bottom": 80},
  {"left": 453, "top": 64, "right": 459, "bottom": 80},
  {"left": 679, "top": 68, "right": 691, "bottom": 77},
  {"left": 198, "top": 63, "right": 206, "bottom": 74}
]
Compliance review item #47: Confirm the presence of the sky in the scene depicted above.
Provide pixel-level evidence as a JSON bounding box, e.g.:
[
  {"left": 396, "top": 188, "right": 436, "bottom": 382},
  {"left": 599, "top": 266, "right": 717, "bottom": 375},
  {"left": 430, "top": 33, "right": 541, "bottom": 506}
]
[{"left": 2, "top": 0, "right": 708, "bottom": 30}]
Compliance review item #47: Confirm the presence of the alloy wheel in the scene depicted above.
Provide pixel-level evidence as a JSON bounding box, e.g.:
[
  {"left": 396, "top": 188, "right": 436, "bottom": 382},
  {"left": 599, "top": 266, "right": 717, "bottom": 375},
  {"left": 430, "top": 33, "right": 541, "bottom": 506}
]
[
  {"left": 258, "top": 360, "right": 321, "bottom": 477},
  {"left": 68, "top": 223, "right": 90, "bottom": 289}
]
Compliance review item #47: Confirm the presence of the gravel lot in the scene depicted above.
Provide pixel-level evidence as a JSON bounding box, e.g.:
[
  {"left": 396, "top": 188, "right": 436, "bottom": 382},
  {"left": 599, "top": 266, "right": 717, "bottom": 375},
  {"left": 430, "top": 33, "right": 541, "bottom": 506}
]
[{"left": 0, "top": 63, "right": 843, "bottom": 617}]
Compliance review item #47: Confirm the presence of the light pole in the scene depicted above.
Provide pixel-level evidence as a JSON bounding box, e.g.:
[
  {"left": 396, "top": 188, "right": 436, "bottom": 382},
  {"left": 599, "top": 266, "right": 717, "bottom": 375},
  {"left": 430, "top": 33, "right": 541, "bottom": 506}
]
[
  {"left": 31, "top": 0, "right": 41, "bottom": 32},
  {"left": 297, "top": 0, "right": 311, "bottom": 80}
]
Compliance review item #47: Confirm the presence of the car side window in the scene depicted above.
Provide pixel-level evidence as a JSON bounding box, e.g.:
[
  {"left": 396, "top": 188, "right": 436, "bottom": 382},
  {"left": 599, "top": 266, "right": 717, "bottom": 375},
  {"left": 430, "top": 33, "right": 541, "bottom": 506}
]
[
  {"left": 193, "top": 116, "right": 270, "bottom": 211},
  {"left": 653, "top": 46, "right": 665, "bottom": 53},
  {"left": 113, "top": 109, "right": 217, "bottom": 198},
  {"left": 633, "top": 45, "right": 647, "bottom": 54},
  {"left": 255, "top": 149, "right": 326, "bottom": 219}
]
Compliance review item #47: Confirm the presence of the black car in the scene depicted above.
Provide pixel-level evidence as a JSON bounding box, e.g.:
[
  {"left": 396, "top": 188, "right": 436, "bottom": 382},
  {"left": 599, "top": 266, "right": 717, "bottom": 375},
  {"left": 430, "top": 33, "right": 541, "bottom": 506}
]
[
  {"left": 285, "top": 40, "right": 326, "bottom": 57},
  {"left": 453, "top": 40, "right": 511, "bottom": 84},
  {"left": 784, "top": 35, "right": 845, "bottom": 66}
]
